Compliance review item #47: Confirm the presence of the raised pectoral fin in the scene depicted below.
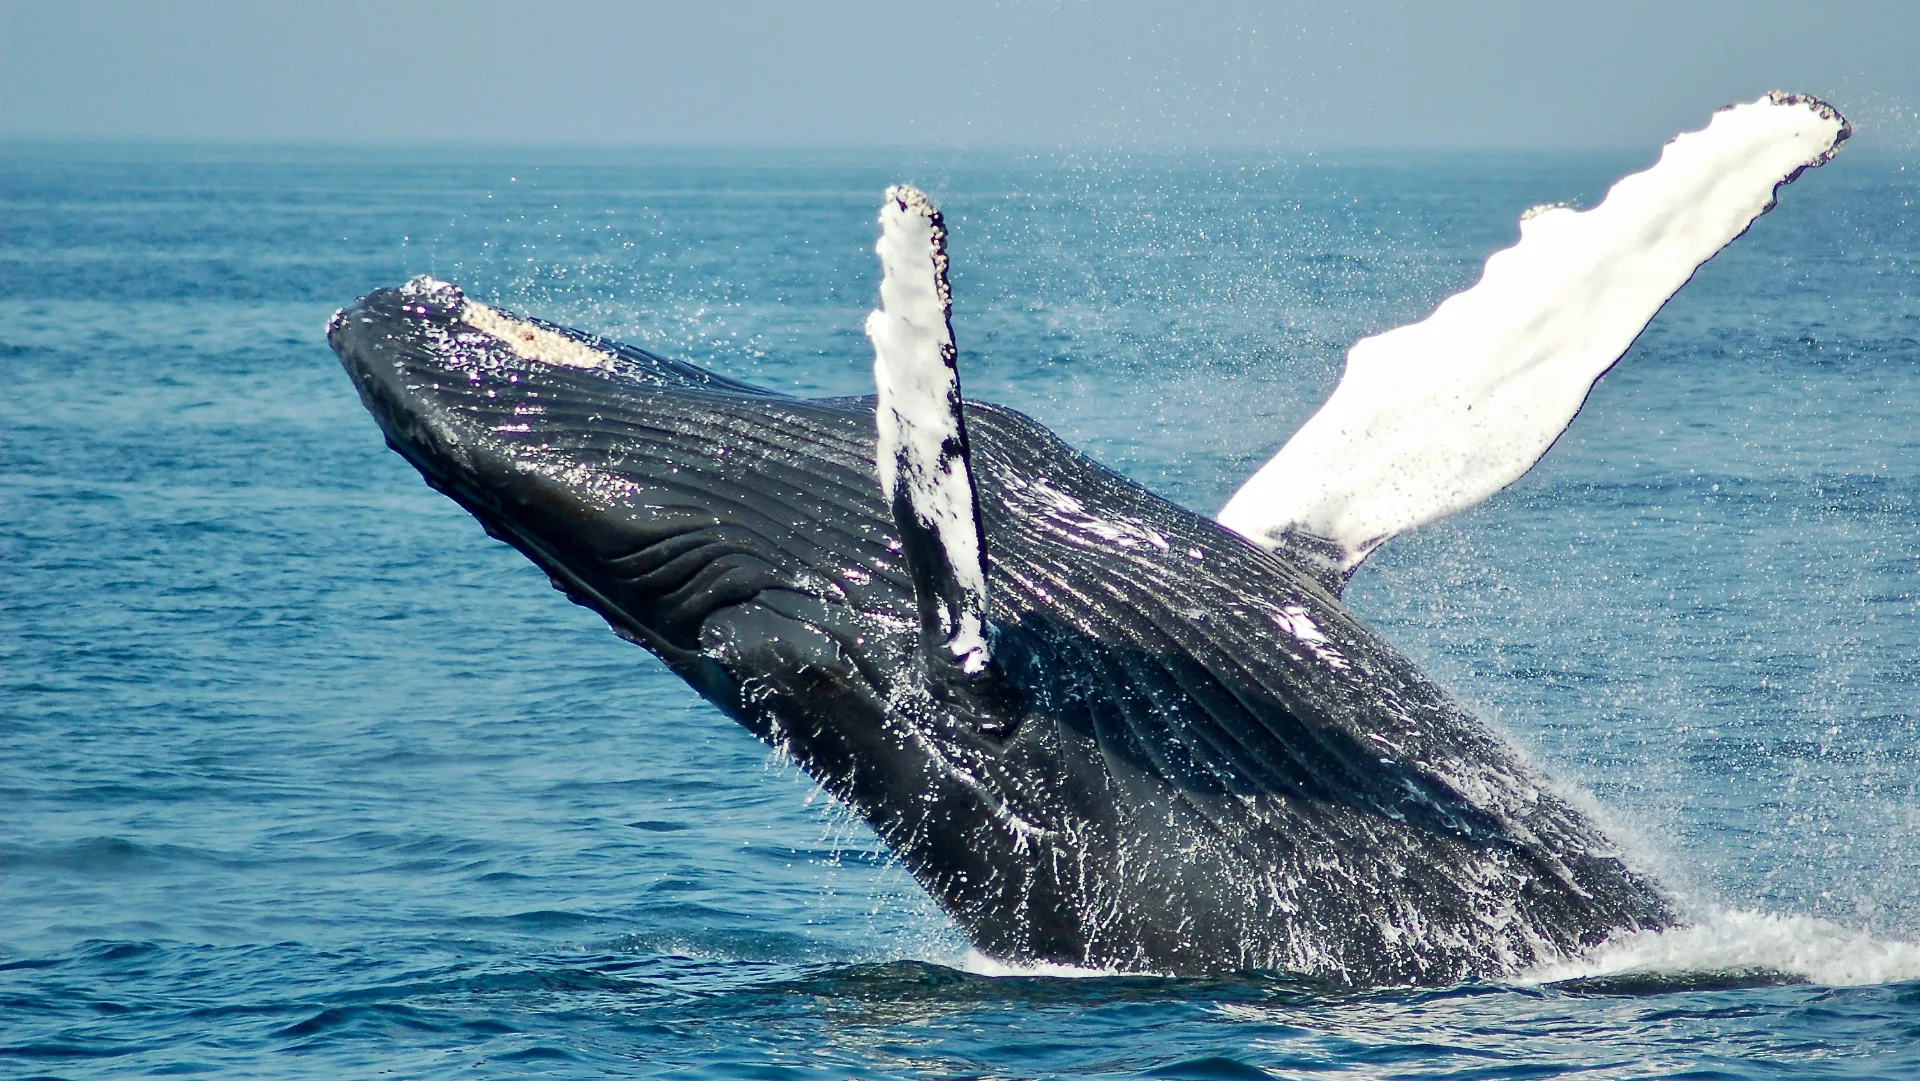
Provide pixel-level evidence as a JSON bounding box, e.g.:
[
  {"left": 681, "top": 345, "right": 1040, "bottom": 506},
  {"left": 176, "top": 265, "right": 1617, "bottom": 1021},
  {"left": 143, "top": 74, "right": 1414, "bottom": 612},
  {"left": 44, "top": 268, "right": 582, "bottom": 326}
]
[
  {"left": 1218, "top": 93, "right": 1849, "bottom": 591},
  {"left": 866, "top": 186, "right": 993, "bottom": 677}
]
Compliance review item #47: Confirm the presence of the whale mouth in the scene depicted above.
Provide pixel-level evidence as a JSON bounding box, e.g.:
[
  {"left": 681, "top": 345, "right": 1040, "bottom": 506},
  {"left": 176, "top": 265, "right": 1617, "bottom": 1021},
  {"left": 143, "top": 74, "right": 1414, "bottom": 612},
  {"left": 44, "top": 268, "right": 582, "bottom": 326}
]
[{"left": 328, "top": 275, "right": 770, "bottom": 490}]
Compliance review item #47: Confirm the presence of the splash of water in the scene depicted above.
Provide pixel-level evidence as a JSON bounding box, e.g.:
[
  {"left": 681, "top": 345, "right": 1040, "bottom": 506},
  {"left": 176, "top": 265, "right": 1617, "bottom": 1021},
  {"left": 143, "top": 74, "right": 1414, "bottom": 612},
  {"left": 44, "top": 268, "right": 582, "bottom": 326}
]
[
  {"left": 1523, "top": 908, "right": 1920, "bottom": 988},
  {"left": 958, "top": 949, "right": 1132, "bottom": 979}
]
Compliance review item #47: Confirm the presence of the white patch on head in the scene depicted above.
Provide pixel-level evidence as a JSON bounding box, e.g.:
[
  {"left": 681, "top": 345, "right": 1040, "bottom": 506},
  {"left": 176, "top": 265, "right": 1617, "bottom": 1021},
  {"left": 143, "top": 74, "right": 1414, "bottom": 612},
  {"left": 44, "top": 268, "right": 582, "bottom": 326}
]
[
  {"left": 460, "top": 300, "right": 616, "bottom": 370},
  {"left": 1218, "top": 93, "right": 1849, "bottom": 579}
]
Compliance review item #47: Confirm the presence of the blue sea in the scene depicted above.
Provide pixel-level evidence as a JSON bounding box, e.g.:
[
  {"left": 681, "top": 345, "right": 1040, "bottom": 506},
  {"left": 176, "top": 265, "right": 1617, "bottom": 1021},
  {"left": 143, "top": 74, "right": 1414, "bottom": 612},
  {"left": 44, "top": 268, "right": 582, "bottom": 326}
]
[{"left": 4, "top": 140, "right": 1919, "bottom": 1078}]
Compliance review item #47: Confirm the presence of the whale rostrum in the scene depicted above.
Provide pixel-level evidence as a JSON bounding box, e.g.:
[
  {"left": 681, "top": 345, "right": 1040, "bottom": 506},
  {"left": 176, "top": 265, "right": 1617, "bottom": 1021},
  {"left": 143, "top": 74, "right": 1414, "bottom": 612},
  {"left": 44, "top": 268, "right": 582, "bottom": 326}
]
[{"left": 329, "top": 93, "right": 1847, "bottom": 983}]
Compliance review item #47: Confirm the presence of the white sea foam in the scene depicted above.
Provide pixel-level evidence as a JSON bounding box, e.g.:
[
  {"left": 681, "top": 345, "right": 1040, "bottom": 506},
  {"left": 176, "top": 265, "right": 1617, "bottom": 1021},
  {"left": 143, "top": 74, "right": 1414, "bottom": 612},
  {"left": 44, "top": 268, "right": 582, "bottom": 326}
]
[
  {"left": 1219, "top": 93, "right": 1849, "bottom": 583},
  {"left": 957, "top": 914, "right": 1920, "bottom": 987},
  {"left": 958, "top": 948, "right": 1134, "bottom": 979},
  {"left": 1522, "top": 909, "right": 1920, "bottom": 988}
]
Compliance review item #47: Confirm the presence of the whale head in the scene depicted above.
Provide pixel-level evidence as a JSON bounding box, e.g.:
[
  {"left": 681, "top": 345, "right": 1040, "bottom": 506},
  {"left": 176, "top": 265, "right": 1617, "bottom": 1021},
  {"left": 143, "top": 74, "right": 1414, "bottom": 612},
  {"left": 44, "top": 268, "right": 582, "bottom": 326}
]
[{"left": 329, "top": 275, "right": 929, "bottom": 772}]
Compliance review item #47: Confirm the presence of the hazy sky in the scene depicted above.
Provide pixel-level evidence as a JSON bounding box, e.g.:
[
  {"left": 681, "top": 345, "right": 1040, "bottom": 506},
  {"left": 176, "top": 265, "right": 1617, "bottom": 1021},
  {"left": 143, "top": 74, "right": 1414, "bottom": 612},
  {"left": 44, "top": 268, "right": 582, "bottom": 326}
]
[{"left": 4, "top": 1, "right": 1917, "bottom": 149}]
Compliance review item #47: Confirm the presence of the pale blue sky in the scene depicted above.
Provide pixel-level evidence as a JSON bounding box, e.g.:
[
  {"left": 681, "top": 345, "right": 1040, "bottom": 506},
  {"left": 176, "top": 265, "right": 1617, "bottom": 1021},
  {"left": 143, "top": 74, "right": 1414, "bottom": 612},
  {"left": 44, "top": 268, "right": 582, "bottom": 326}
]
[{"left": 3, "top": 1, "right": 1916, "bottom": 149}]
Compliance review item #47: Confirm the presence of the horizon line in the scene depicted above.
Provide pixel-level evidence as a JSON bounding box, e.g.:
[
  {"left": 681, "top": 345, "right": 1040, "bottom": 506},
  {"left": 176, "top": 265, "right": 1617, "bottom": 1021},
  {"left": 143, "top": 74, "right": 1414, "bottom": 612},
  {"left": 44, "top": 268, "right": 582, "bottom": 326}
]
[{"left": 0, "top": 133, "right": 1743, "bottom": 156}]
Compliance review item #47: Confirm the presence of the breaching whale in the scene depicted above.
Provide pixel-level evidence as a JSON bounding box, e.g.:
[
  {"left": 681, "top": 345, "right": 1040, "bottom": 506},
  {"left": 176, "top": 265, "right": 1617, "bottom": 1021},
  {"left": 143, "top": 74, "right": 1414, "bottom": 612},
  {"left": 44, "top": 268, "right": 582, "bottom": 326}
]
[{"left": 329, "top": 94, "right": 1847, "bottom": 984}]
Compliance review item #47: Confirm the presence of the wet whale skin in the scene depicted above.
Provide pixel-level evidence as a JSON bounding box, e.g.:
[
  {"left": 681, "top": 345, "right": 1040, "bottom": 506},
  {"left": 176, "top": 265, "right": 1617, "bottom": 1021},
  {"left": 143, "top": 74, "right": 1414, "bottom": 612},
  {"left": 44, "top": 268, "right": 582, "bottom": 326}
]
[{"left": 330, "top": 280, "right": 1672, "bottom": 983}]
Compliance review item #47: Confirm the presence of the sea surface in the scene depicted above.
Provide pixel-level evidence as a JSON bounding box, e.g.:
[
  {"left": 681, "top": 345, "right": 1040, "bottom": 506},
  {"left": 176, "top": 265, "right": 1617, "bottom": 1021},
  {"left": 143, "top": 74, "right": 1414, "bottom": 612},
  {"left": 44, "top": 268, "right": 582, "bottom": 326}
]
[{"left": 4, "top": 139, "right": 1919, "bottom": 1078}]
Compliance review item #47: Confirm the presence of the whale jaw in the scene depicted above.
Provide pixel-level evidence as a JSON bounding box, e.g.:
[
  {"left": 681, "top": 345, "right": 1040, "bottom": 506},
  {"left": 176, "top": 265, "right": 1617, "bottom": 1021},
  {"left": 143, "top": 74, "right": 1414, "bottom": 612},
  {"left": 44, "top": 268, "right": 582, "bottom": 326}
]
[{"left": 330, "top": 278, "right": 1673, "bottom": 984}]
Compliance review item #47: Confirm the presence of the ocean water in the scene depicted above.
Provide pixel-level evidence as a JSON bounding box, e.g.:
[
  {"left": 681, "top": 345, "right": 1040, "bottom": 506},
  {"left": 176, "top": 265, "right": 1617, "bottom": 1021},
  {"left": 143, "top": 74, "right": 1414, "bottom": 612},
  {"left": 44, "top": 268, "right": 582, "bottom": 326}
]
[{"left": 3, "top": 140, "right": 1919, "bottom": 1078}]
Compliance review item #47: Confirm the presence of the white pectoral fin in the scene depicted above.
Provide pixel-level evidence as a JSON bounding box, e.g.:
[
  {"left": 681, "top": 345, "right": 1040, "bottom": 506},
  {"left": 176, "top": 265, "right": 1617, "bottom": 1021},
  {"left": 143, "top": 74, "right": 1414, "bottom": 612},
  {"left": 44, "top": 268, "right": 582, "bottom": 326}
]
[
  {"left": 1217, "top": 92, "right": 1849, "bottom": 590},
  {"left": 866, "top": 185, "right": 993, "bottom": 675}
]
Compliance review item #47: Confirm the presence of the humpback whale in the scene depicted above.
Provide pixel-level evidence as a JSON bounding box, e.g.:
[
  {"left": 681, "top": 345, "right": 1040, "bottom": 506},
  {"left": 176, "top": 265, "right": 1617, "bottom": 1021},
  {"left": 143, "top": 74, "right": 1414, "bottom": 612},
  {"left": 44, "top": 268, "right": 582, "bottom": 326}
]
[{"left": 329, "top": 94, "right": 1847, "bottom": 984}]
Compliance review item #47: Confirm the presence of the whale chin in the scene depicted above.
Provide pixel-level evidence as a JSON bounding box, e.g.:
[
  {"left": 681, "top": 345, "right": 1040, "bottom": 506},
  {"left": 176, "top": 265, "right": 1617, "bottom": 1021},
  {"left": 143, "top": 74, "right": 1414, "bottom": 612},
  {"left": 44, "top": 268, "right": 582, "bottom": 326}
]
[{"left": 330, "top": 275, "right": 1673, "bottom": 983}]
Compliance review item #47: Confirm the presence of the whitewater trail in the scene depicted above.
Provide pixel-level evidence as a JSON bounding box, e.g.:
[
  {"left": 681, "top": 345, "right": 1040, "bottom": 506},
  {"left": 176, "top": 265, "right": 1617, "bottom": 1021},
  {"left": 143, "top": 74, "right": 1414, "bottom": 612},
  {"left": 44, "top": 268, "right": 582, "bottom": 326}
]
[{"left": 1522, "top": 909, "right": 1920, "bottom": 988}]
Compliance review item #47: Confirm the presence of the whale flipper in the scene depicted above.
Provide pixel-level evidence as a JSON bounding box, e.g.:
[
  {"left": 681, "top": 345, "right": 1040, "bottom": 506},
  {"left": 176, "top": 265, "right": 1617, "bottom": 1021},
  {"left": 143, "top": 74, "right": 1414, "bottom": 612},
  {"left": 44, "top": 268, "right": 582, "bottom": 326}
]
[
  {"left": 1218, "top": 92, "right": 1850, "bottom": 590},
  {"left": 865, "top": 186, "right": 995, "bottom": 679}
]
